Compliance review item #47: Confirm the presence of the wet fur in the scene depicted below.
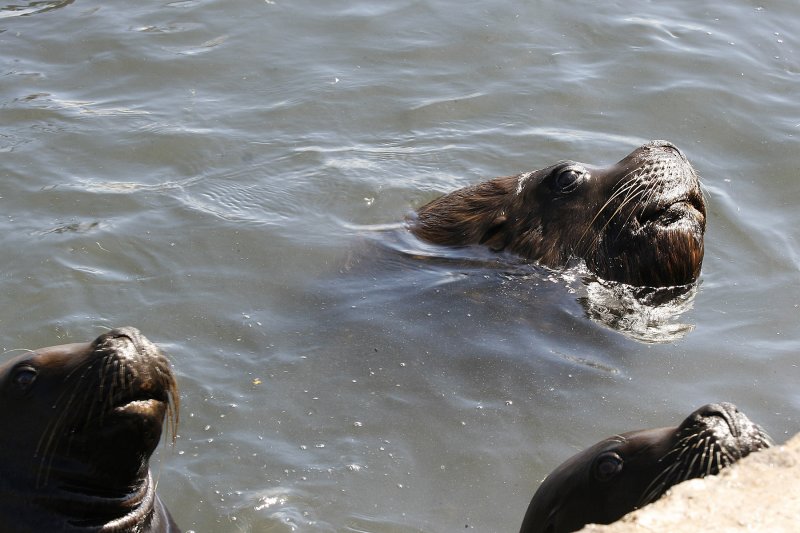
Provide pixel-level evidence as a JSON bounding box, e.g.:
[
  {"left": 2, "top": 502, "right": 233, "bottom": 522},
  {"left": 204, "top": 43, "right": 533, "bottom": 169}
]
[
  {"left": 411, "top": 141, "right": 706, "bottom": 287},
  {"left": 412, "top": 172, "right": 571, "bottom": 267}
]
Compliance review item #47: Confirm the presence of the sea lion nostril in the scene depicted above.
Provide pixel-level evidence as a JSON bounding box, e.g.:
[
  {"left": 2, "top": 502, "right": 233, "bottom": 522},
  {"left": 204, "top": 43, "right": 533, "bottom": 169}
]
[{"left": 645, "top": 140, "right": 681, "bottom": 154}]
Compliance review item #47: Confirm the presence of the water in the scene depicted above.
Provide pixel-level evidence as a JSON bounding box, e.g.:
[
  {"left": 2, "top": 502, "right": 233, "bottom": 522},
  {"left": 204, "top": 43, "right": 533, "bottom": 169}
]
[{"left": 1, "top": 0, "right": 799, "bottom": 531}]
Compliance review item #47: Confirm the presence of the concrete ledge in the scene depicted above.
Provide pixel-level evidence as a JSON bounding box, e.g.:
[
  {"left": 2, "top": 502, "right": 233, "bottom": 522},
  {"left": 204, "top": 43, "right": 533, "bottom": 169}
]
[{"left": 580, "top": 432, "right": 800, "bottom": 533}]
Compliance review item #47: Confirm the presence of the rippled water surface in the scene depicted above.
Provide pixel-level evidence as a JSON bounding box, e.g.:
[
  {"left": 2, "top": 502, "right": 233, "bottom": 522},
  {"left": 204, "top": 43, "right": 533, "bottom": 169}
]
[{"left": 2, "top": 1, "right": 799, "bottom": 531}]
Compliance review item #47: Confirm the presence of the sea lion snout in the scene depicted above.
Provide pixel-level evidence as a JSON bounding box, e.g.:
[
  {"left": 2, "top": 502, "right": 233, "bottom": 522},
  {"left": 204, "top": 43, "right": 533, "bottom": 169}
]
[
  {"left": 91, "top": 326, "right": 163, "bottom": 365},
  {"left": 90, "top": 327, "right": 176, "bottom": 405},
  {"left": 682, "top": 402, "right": 773, "bottom": 455}
]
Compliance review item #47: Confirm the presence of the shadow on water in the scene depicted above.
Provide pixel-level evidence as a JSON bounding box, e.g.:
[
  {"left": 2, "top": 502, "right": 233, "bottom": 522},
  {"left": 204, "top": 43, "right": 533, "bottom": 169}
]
[{"left": 336, "top": 222, "right": 699, "bottom": 346}]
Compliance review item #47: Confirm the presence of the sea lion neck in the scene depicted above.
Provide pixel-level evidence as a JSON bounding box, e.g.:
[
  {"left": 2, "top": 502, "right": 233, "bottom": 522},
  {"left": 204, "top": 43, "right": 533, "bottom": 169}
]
[{"left": 0, "top": 471, "right": 156, "bottom": 532}]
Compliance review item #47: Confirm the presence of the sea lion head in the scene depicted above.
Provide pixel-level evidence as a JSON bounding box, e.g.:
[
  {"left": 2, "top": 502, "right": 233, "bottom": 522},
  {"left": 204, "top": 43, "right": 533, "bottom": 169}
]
[
  {"left": 519, "top": 402, "right": 771, "bottom": 533},
  {"left": 412, "top": 141, "right": 706, "bottom": 287},
  {"left": 0, "top": 327, "right": 179, "bottom": 530}
]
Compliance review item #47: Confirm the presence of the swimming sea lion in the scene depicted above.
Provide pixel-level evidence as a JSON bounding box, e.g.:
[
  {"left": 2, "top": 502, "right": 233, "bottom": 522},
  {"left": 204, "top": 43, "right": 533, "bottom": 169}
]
[
  {"left": 519, "top": 403, "right": 772, "bottom": 533},
  {"left": 410, "top": 140, "right": 706, "bottom": 287},
  {"left": 0, "top": 327, "right": 181, "bottom": 532}
]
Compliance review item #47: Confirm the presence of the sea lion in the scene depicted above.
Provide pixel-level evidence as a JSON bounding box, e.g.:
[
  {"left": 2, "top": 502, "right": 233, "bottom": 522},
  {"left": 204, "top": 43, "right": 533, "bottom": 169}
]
[
  {"left": 0, "top": 327, "right": 181, "bottom": 533},
  {"left": 410, "top": 140, "right": 706, "bottom": 287},
  {"left": 519, "top": 402, "right": 772, "bottom": 533}
]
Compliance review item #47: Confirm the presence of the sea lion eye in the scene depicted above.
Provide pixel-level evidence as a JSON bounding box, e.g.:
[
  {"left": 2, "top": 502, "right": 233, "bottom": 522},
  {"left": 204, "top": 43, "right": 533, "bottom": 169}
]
[
  {"left": 593, "top": 451, "right": 623, "bottom": 481},
  {"left": 553, "top": 166, "right": 586, "bottom": 193},
  {"left": 12, "top": 366, "right": 37, "bottom": 389}
]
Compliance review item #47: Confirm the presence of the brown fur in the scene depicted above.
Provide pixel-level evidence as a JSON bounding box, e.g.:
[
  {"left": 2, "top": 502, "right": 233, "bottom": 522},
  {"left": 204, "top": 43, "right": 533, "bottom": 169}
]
[{"left": 410, "top": 141, "right": 706, "bottom": 287}]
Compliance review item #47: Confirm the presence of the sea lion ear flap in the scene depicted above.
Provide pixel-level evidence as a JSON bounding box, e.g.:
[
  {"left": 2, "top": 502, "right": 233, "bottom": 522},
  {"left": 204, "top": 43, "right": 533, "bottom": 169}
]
[{"left": 479, "top": 214, "right": 509, "bottom": 251}]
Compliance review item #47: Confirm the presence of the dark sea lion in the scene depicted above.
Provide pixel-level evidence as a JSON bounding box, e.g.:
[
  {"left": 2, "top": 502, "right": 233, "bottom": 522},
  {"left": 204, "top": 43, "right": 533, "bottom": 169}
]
[
  {"left": 0, "top": 327, "right": 181, "bottom": 533},
  {"left": 519, "top": 403, "right": 772, "bottom": 533},
  {"left": 410, "top": 140, "right": 706, "bottom": 287}
]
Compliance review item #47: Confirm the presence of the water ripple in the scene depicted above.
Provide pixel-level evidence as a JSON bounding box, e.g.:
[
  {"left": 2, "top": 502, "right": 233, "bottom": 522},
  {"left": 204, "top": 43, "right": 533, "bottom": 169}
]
[{"left": 0, "top": 0, "right": 72, "bottom": 19}]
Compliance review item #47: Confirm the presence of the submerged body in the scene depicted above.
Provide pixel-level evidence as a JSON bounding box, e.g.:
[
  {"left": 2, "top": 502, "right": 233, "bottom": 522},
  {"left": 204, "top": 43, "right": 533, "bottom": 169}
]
[
  {"left": 0, "top": 327, "right": 180, "bottom": 532},
  {"left": 520, "top": 403, "right": 772, "bottom": 533},
  {"left": 411, "top": 141, "right": 706, "bottom": 287}
]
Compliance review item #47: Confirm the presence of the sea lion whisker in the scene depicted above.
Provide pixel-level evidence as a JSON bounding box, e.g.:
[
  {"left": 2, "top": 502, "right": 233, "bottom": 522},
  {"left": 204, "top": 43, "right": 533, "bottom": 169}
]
[
  {"left": 639, "top": 481, "right": 665, "bottom": 506},
  {"left": 572, "top": 179, "right": 642, "bottom": 255},
  {"left": 35, "top": 359, "right": 102, "bottom": 486},
  {"left": 681, "top": 457, "right": 699, "bottom": 482},
  {"left": 606, "top": 186, "right": 651, "bottom": 242},
  {"left": 110, "top": 357, "right": 123, "bottom": 413},
  {"left": 672, "top": 443, "right": 693, "bottom": 463},
  {"left": 586, "top": 188, "right": 651, "bottom": 252},
  {"left": 620, "top": 182, "right": 654, "bottom": 226},
  {"left": 574, "top": 190, "right": 647, "bottom": 261},
  {"left": 674, "top": 432, "right": 698, "bottom": 448},
  {"left": 35, "top": 410, "right": 71, "bottom": 486},
  {"left": 696, "top": 435, "right": 714, "bottom": 473},
  {"left": 709, "top": 448, "right": 721, "bottom": 476},
  {"left": 570, "top": 178, "right": 641, "bottom": 250},
  {"left": 709, "top": 443, "right": 721, "bottom": 471},
  {"left": 608, "top": 165, "right": 646, "bottom": 194},
  {"left": 662, "top": 440, "right": 690, "bottom": 463},
  {"left": 698, "top": 443, "right": 712, "bottom": 476},
  {"left": 640, "top": 462, "right": 676, "bottom": 505},
  {"left": 102, "top": 357, "right": 119, "bottom": 424},
  {"left": 600, "top": 181, "right": 648, "bottom": 231},
  {"left": 641, "top": 178, "right": 663, "bottom": 212},
  {"left": 720, "top": 447, "right": 735, "bottom": 466},
  {"left": 675, "top": 438, "right": 707, "bottom": 483},
  {"left": 163, "top": 368, "right": 180, "bottom": 444},
  {"left": 665, "top": 462, "right": 685, "bottom": 484},
  {"left": 695, "top": 172, "right": 710, "bottom": 209},
  {"left": 587, "top": 180, "right": 649, "bottom": 239}
]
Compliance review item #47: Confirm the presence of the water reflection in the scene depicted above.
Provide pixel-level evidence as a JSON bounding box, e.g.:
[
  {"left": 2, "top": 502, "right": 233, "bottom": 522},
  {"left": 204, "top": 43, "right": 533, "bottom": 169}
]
[
  {"left": 347, "top": 224, "right": 698, "bottom": 344},
  {"left": 576, "top": 278, "right": 699, "bottom": 344}
]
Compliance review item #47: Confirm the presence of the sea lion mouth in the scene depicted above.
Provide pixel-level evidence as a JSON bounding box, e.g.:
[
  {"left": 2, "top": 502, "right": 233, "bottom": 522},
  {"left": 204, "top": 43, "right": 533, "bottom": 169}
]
[
  {"left": 113, "top": 397, "right": 168, "bottom": 417},
  {"left": 628, "top": 173, "right": 705, "bottom": 229},
  {"left": 89, "top": 330, "right": 176, "bottom": 423},
  {"left": 638, "top": 196, "right": 704, "bottom": 229}
]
